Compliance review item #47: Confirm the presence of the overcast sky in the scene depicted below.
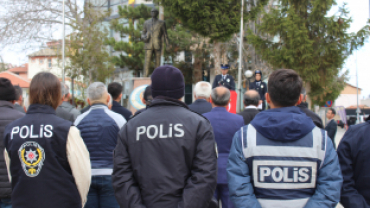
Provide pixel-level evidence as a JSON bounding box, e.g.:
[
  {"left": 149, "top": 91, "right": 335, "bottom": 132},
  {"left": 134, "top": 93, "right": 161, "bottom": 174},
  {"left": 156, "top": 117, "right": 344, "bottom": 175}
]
[{"left": 1, "top": 0, "right": 369, "bottom": 97}]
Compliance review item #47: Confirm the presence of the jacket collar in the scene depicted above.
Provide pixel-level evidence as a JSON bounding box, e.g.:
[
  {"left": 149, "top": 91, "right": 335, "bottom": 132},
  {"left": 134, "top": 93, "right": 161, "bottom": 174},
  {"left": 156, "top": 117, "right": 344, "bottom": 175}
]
[
  {"left": 211, "top": 106, "right": 227, "bottom": 112},
  {"left": 112, "top": 100, "right": 121, "bottom": 107},
  {"left": 90, "top": 103, "right": 108, "bottom": 110},
  {"left": 0, "top": 100, "right": 15, "bottom": 109},
  {"left": 195, "top": 99, "right": 208, "bottom": 103},
  {"left": 27, "top": 104, "right": 56, "bottom": 114},
  {"left": 150, "top": 96, "right": 189, "bottom": 109},
  {"left": 297, "top": 102, "right": 308, "bottom": 108}
]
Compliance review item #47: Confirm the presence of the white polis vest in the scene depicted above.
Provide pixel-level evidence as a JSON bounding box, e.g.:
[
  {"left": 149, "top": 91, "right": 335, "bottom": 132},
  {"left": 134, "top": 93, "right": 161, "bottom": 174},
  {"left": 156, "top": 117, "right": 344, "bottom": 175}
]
[{"left": 241, "top": 125, "right": 327, "bottom": 208}]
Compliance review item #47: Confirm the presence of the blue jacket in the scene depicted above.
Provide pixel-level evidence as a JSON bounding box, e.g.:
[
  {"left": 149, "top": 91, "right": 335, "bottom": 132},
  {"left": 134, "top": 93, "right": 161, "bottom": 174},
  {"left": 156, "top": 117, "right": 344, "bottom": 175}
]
[
  {"left": 227, "top": 106, "right": 342, "bottom": 208},
  {"left": 203, "top": 107, "right": 244, "bottom": 184},
  {"left": 188, "top": 99, "right": 212, "bottom": 115},
  {"left": 74, "top": 104, "right": 126, "bottom": 175},
  {"left": 337, "top": 121, "right": 370, "bottom": 207}
]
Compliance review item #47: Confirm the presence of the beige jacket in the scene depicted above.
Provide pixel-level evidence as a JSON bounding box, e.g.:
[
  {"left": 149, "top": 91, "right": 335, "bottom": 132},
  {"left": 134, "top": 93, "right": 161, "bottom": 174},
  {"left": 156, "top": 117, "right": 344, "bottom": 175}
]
[{"left": 5, "top": 126, "right": 91, "bottom": 207}]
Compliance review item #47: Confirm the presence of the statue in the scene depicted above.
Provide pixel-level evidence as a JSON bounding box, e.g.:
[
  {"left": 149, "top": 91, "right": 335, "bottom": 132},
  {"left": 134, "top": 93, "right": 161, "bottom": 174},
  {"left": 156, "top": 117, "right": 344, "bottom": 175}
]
[{"left": 141, "top": 7, "right": 170, "bottom": 77}]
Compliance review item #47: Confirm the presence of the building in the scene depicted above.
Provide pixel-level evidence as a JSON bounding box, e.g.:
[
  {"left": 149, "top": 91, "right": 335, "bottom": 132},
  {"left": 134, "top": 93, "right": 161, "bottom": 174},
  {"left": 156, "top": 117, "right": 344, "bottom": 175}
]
[
  {"left": 7, "top": 64, "right": 28, "bottom": 79},
  {"left": 334, "top": 83, "right": 362, "bottom": 108},
  {"left": 28, "top": 48, "right": 66, "bottom": 80}
]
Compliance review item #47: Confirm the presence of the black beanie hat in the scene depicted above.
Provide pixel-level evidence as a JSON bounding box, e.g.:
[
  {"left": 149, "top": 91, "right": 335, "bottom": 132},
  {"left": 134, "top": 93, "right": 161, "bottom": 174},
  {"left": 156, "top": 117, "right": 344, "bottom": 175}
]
[
  {"left": 0, "top": 78, "right": 16, "bottom": 101},
  {"left": 151, "top": 65, "right": 185, "bottom": 99}
]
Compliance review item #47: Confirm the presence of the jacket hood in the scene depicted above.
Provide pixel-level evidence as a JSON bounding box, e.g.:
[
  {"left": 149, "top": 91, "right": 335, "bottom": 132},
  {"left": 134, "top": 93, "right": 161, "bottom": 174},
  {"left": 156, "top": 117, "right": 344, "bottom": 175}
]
[{"left": 251, "top": 106, "right": 315, "bottom": 141}]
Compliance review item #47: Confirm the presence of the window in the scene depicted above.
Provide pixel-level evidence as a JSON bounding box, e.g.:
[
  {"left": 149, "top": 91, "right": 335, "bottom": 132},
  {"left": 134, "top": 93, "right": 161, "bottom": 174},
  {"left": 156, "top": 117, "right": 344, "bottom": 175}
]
[
  {"left": 39, "top": 59, "right": 44, "bottom": 64},
  {"left": 48, "top": 59, "right": 52, "bottom": 68}
]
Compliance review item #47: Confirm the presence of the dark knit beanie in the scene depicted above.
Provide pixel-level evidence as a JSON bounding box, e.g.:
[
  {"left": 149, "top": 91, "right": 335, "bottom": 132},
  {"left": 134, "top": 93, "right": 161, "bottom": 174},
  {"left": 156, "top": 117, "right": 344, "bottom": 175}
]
[
  {"left": 151, "top": 65, "right": 185, "bottom": 99},
  {"left": 0, "top": 78, "right": 16, "bottom": 101}
]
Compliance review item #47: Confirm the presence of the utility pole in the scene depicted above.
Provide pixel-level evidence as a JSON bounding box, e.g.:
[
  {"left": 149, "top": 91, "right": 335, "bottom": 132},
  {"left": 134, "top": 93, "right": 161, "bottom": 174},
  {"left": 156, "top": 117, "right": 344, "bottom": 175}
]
[
  {"left": 236, "top": 0, "right": 244, "bottom": 113},
  {"left": 62, "top": 0, "right": 65, "bottom": 83}
]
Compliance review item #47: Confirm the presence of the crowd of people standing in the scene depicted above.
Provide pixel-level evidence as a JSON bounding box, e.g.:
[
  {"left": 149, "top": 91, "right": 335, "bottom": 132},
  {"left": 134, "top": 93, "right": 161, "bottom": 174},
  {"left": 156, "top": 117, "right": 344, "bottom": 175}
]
[{"left": 0, "top": 66, "right": 368, "bottom": 208}]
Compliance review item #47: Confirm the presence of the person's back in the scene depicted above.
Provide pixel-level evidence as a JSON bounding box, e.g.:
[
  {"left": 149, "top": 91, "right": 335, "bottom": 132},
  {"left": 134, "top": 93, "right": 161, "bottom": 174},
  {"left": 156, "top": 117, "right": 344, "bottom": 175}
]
[
  {"left": 337, "top": 120, "right": 370, "bottom": 207},
  {"left": 108, "top": 82, "right": 132, "bottom": 121},
  {"left": 238, "top": 90, "right": 261, "bottom": 125},
  {"left": 75, "top": 82, "right": 125, "bottom": 208},
  {"left": 113, "top": 66, "right": 217, "bottom": 208},
  {"left": 189, "top": 81, "right": 213, "bottom": 114},
  {"left": 227, "top": 69, "right": 342, "bottom": 208},
  {"left": 3, "top": 73, "right": 90, "bottom": 208},
  {"left": 0, "top": 78, "right": 25, "bottom": 206},
  {"left": 203, "top": 87, "right": 244, "bottom": 208}
]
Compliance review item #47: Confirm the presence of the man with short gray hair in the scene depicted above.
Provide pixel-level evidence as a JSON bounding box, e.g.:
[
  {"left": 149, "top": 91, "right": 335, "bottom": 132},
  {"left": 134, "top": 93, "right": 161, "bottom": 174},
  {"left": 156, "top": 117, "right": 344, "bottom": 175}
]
[
  {"left": 188, "top": 81, "right": 212, "bottom": 114},
  {"left": 238, "top": 90, "right": 261, "bottom": 125},
  {"left": 75, "top": 82, "right": 126, "bottom": 208},
  {"left": 203, "top": 87, "right": 244, "bottom": 208},
  {"left": 59, "top": 82, "right": 80, "bottom": 120}
]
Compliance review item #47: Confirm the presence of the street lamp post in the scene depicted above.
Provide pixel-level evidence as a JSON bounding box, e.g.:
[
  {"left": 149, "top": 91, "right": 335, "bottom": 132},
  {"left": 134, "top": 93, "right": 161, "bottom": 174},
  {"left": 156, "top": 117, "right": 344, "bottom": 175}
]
[{"left": 236, "top": 0, "right": 244, "bottom": 113}]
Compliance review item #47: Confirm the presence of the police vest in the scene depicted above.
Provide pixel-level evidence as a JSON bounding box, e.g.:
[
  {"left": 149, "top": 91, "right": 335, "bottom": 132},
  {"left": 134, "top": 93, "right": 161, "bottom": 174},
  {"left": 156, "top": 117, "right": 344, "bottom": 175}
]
[
  {"left": 241, "top": 125, "right": 326, "bottom": 208},
  {"left": 4, "top": 104, "right": 81, "bottom": 208}
]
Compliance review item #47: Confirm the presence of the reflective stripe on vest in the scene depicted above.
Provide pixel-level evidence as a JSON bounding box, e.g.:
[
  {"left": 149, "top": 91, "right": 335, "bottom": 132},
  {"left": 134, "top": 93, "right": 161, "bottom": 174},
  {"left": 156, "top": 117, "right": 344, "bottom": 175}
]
[
  {"left": 241, "top": 125, "right": 327, "bottom": 207},
  {"left": 258, "top": 198, "right": 309, "bottom": 208},
  {"left": 242, "top": 125, "right": 326, "bottom": 164}
]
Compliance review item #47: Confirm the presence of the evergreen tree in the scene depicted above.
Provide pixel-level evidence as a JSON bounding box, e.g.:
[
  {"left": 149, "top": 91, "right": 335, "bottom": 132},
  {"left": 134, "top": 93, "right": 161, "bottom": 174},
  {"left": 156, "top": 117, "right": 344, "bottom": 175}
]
[
  {"left": 247, "top": 0, "right": 370, "bottom": 106},
  {"left": 106, "top": 4, "right": 151, "bottom": 75},
  {"left": 155, "top": 0, "right": 269, "bottom": 73}
]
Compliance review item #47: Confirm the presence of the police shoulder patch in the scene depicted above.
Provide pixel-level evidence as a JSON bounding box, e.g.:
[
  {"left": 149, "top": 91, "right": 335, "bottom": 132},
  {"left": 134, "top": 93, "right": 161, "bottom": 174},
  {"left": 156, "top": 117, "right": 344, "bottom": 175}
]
[{"left": 18, "top": 141, "right": 45, "bottom": 177}]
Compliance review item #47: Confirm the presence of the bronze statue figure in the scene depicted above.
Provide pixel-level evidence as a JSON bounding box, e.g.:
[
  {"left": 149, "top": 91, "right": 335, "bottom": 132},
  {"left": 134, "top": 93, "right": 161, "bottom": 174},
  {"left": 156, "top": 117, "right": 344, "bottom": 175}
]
[{"left": 141, "top": 7, "right": 170, "bottom": 77}]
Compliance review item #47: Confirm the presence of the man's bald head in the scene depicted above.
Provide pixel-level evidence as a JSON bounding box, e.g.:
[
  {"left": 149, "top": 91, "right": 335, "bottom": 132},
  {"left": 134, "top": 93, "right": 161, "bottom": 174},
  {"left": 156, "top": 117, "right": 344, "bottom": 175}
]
[
  {"left": 244, "top": 90, "right": 260, "bottom": 107},
  {"left": 211, "top": 86, "right": 230, "bottom": 107}
]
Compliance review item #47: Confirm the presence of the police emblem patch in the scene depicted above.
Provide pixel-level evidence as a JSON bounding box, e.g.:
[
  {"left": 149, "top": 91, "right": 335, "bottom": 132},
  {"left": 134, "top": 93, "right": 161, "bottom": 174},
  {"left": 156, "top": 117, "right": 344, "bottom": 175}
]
[
  {"left": 227, "top": 78, "right": 230, "bottom": 82},
  {"left": 18, "top": 141, "right": 45, "bottom": 177}
]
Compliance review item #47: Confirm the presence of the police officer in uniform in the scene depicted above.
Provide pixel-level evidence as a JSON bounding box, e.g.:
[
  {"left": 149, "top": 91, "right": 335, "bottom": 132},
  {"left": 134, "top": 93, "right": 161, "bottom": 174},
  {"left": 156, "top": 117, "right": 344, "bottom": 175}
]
[
  {"left": 3, "top": 72, "right": 91, "bottom": 208},
  {"left": 212, "top": 64, "right": 235, "bottom": 90},
  {"left": 113, "top": 65, "right": 217, "bottom": 208},
  {"left": 249, "top": 70, "right": 267, "bottom": 110},
  {"left": 227, "top": 69, "right": 342, "bottom": 208}
]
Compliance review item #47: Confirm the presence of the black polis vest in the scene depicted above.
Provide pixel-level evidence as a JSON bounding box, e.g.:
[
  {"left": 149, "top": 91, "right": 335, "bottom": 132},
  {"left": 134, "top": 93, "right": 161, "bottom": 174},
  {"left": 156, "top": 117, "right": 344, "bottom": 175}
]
[{"left": 4, "top": 104, "right": 81, "bottom": 208}]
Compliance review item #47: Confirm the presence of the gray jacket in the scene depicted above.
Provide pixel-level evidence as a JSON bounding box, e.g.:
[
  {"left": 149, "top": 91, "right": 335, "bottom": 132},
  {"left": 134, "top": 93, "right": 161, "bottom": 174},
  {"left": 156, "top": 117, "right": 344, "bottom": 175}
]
[
  {"left": 59, "top": 102, "right": 80, "bottom": 121},
  {"left": 14, "top": 103, "right": 25, "bottom": 113},
  {"left": 0, "top": 101, "right": 24, "bottom": 198}
]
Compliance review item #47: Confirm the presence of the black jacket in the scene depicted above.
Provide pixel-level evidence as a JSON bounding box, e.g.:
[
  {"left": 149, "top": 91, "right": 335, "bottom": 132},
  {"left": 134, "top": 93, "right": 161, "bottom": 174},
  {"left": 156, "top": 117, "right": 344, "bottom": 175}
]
[
  {"left": 249, "top": 81, "right": 267, "bottom": 101},
  {"left": 212, "top": 74, "right": 235, "bottom": 90},
  {"left": 325, "top": 119, "right": 337, "bottom": 148},
  {"left": 0, "top": 101, "right": 24, "bottom": 199},
  {"left": 238, "top": 107, "right": 260, "bottom": 125},
  {"left": 111, "top": 101, "right": 132, "bottom": 121},
  {"left": 113, "top": 98, "right": 217, "bottom": 208},
  {"left": 338, "top": 121, "right": 370, "bottom": 207},
  {"left": 188, "top": 99, "right": 212, "bottom": 114},
  {"left": 297, "top": 102, "right": 323, "bottom": 128}
]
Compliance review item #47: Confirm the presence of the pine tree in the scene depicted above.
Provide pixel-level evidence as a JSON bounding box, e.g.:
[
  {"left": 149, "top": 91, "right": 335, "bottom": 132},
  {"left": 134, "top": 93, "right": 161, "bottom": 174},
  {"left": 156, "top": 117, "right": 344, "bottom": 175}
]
[
  {"left": 155, "top": 0, "right": 269, "bottom": 73},
  {"left": 247, "top": 0, "right": 370, "bottom": 106},
  {"left": 106, "top": 4, "right": 151, "bottom": 75}
]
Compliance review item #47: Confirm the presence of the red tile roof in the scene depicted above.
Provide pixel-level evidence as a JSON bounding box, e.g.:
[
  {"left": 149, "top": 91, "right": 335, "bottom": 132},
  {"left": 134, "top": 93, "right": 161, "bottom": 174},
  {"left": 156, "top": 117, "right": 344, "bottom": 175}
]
[
  {"left": 8, "top": 64, "right": 28, "bottom": 73},
  {"left": 0, "top": 71, "right": 30, "bottom": 88}
]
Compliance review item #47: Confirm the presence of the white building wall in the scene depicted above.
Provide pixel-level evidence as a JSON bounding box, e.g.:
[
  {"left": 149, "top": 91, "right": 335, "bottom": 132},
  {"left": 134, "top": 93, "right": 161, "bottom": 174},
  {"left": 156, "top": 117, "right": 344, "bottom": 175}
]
[
  {"left": 28, "top": 57, "right": 66, "bottom": 80},
  {"left": 334, "top": 94, "right": 358, "bottom": 108}
]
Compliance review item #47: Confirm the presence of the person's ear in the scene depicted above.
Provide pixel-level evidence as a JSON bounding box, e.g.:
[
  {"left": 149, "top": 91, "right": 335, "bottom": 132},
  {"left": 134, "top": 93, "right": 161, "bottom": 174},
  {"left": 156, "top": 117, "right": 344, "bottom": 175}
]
[
  {"left": 210, "top": 97, "right": 213, "bottom": 104},
  {"left": 106, "top": 95, "right": 110, "bottom": 105},
  {"left": 266, "top": 93, "right": 271, "bottom": 104},
  {"left": 296, "top": 94, "right": 303, "bottom": 106},
  {"left": 118, "top": 93, "right": 123, "bottom": 100},
  {"left": 87, "top": 98, "right": 91, "bottom": 106}
]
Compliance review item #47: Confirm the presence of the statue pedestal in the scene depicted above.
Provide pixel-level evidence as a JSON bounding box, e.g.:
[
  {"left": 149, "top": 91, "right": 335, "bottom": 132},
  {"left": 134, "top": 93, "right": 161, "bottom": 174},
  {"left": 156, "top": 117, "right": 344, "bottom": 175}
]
[{"left": 129, "top": 77, "right": 151, "bottom": 114}]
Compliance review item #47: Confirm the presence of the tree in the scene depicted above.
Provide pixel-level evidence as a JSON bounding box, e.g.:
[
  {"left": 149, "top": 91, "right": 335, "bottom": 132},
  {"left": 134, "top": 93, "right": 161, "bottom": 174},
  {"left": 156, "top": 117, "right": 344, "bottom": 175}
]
[
  {"left": 105, "top": 4, "right": 151, "bottom": 76},
  {"left": 247, "top": 0, "right": 370, "bottom": 106},
  {"left": 155, "top": 0, "right": 269, "bottom": 73},
  {"left": 66, "top": 3, "right": 115, "bottom": 84}
]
